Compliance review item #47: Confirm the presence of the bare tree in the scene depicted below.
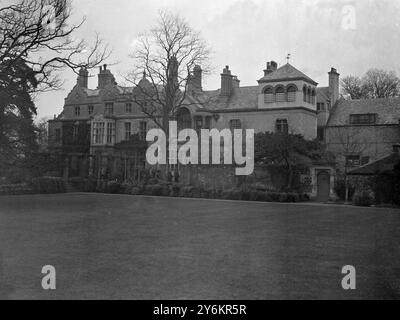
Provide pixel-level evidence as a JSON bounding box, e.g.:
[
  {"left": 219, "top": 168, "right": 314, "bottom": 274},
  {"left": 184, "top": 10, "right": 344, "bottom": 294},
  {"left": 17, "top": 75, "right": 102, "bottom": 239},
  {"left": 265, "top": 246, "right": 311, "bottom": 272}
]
[
  {"left": 341, "top": 75, "right": 364, "bottom": 100},
  {"left": 0, "top": 0, "right": 111, "bottom": 92},
  {"left": 341, "top": 69, "right": 400, "bottom": 100},
  {"left": 0, "top": 0, "right": 111, "bottom": 181},
  {"left": 326, "top": 127, "right": 369, "bottom": 201},
  {"left": 362, "top": 69, "right": 400, "bottom": 99},
  {"left": 128, "top": 10, "right": 212, "bottom": 133}
]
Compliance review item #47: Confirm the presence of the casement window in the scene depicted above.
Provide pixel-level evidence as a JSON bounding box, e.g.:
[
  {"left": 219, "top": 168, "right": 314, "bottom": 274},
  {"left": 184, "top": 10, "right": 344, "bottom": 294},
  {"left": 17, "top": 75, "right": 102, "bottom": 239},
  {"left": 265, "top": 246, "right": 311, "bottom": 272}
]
[
  {"left": 276, "top": 119, "right": 289, "bottom": 134},
  {"left": 105, "top": 103, "right": 114, "bottom": 115},
  {"left": 346, "top": 155, "right": 360, "bottom": 167},
  {"left": 88, "top": 105, "right": 94, "bottom": 115},
  {"left": 139, "top": 121, "right": 147, "bottom": 141},
  {"left": 230, "top": 119, "right": 242, "bottom": 130},
  {"left": 74, "top": 106, "right": 80, "bottom": 117},
  {"left": 125, "top": 122, "right": 131, "bottom": 141},
  {"left": 93, "top": 122, "right": 105, "bottom": 144},
  {"left": 106, "top": 122, "right": 115, "bottom": 144},
  {"left": 126, "top": 103, "right": 132, "bottom": 113},
  {"left": 349, "top": 113, "right": 377, "bottom": 125},
  {"left": 287, "top": 85, "right": 297, "bottom": 102}
]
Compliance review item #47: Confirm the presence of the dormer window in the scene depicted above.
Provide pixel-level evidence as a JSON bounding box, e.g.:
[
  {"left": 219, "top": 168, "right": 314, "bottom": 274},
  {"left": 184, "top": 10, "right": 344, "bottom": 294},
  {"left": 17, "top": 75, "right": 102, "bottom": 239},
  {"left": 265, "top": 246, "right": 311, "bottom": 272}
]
[
  {"left": 74, "top": 106, "right": 80, "bottom": 117},
  {"left": 349, "top": 113, "right": 377, "bottom": 125},
  {"left": 126, "top": 103, "right": 132, "bottom": 113}
]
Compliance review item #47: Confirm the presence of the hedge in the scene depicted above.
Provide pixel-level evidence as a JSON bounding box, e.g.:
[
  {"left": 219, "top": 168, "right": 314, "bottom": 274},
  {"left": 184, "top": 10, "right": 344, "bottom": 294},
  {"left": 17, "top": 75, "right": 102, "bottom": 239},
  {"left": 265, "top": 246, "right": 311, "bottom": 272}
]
[
  {"left": 0, "top": 184, "right": 34, "bottom": 196},
  {"left": 30, "top": 177, "right": 66, "bottom": 194}
]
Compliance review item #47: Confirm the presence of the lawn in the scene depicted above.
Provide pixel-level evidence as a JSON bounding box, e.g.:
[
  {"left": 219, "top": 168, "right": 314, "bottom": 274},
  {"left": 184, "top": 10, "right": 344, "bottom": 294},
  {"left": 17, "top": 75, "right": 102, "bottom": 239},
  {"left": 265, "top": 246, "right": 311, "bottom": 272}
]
[{"left": 1, "top": 193, "right": 400, "bottom": 300}]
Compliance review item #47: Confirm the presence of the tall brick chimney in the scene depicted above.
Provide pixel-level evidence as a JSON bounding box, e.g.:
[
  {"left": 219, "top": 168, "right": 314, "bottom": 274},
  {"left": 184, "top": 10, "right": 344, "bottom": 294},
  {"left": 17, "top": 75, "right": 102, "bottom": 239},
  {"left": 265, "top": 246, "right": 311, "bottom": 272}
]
[
  {"left": 188, "top": 65, "right": 202, "bottom": 93},
  {"left": 329, "top": 67, "right": 340, "bottom": 107},
  {"left": 221, "top": 65, "right": 233, "bottom": 96},
  {"left": 77, "top": 67, "right": 89, "bottom": 88},
  {"left": 263, "top": 61, "right": 278, "bottom": 77},
  {"left": 97, "top": 64, "right": 117, "bottom": 89}
]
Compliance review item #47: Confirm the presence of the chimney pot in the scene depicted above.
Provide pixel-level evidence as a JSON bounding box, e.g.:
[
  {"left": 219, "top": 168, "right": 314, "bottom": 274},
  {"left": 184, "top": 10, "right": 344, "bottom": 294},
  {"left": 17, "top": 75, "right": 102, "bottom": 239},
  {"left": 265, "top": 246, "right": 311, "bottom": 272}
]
[{"left": 104, "top": 64, "right": 107, "bottom": 70}]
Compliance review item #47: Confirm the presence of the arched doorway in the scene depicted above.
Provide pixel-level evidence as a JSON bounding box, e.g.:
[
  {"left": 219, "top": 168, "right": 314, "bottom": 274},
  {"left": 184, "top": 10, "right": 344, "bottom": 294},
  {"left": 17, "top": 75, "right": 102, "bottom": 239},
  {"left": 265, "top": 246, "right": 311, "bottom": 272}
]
[{"left": 317, "top": 171, "right": 330, "bottom": 202}]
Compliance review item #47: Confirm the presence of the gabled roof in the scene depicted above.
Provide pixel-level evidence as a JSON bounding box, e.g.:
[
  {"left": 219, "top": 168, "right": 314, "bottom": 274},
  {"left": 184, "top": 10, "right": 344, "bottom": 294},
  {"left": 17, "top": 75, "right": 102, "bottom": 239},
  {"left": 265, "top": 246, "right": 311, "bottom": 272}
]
[
  {"left": 327, "top": 98, "right": 400, "bottom": 126},
  {"left": 258, "top": 63, "right": 318, "bottom": 86}
]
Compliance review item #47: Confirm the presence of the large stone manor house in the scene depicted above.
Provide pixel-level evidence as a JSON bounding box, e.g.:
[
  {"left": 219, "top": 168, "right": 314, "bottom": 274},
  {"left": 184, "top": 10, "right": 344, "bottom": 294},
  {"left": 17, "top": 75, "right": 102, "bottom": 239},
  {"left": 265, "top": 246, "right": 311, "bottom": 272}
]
[{"left": 48, "top": 59, "right": 400, "bottom": 201}]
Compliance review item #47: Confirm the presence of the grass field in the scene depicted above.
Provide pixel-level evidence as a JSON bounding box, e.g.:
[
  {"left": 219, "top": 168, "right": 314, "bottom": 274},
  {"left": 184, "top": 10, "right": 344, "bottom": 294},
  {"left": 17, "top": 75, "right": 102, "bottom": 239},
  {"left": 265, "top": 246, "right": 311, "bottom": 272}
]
[{"left": 1, "top": 193, "right": 400, "bottom": 300}]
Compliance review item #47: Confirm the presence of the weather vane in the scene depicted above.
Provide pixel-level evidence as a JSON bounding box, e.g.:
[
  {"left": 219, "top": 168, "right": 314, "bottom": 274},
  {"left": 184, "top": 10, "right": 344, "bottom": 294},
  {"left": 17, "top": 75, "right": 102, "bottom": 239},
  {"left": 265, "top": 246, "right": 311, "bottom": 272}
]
[{"left": 286, "top": 53, "right": 291, "bottom": 64}]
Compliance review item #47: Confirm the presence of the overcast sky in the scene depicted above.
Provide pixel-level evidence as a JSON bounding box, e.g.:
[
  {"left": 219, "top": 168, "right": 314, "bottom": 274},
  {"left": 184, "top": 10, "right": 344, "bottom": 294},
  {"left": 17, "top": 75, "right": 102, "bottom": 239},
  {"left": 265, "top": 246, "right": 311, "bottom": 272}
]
[{"left": 35, "top": 0, "right": 400, "bottom": 120}]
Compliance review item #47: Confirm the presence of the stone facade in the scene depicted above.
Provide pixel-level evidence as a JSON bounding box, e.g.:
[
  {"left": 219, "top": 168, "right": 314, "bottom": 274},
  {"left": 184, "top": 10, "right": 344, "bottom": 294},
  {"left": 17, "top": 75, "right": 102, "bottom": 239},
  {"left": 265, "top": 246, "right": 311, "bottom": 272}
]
[
  {"left": 48, "top": 61, "right": 343, "bottom": 200},
  {"left": 325, "top": 98, "right": 400, "bottom": 173}
]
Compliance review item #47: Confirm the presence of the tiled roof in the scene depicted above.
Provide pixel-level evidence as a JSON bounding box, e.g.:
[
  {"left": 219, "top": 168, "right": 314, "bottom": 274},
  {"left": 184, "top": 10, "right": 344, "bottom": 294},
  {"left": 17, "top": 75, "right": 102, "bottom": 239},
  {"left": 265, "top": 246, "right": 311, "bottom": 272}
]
[
  {"left": 317, "top": 86, "right": 330, "bottom": 101},
  {"left": 258, "top": 63, "right": 318, "bottom": 85},
  {"left": 81, "top": 86, "right": 134, "bottom": 97},
  {"left": 348, "top": 152, "right": 400, "bottom": 175},
  {"left": 327, "top": 98, "right": 400, "bottom": 126},
  {"left": 196, "top": 86, "right": 259, "bottom": 111}
]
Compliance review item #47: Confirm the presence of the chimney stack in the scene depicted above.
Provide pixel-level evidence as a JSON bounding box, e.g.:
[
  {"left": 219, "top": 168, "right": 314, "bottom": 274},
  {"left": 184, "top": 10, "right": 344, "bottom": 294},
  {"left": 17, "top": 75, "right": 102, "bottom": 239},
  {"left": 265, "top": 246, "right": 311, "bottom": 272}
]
[
  {"left": 232, "top": 76, "right": 240, "bottom": 88},
  {"left": 221, "top": 65, "right": 234, "bottom": 96},
  {"left": 263, "top": 61, "right": 278, "bottom": 76},
  {"left": 188, "top": 65, "right": 203, "bottom": 94},
  {"left": 329, "top": 67, "right": 340, "bottom": 107},
  {"left": 97, "top": 65, "right": 116, "bottom": 89},
  {"left": 77, "top": 67, "right": 89, "bottom": 88}
]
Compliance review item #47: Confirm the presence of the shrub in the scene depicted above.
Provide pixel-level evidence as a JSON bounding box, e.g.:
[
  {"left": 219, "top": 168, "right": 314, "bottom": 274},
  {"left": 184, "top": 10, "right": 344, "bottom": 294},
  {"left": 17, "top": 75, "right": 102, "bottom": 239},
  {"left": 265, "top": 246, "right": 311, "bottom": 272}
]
[
  {"left": 30, "top": 177, "right": 65, "bottom": 194},
  {"left": 161, "top": 185, "right": 170, "bottom": 196},
  {"left": 286, "top": 193, "right": 300, "bottom": 203},
  {"left": 0, "top": 184, "right": 33, "bottom": 195},
  {"left": 240, "top": 190, "right": 251, "bottom": 201},
  {"left": 221, "top": 189, "right": 231, "bottom": 200},
  {"left": 130, "top": 187, "right": 141, "bottom": 195},
  {"left": 229, "top": 190, "right": 242, "bottom": 200},
  {"left": 353, "top": 191, "right": 374, "bottom": 207},
  {"left": 151, "top": 184, "right": 163, "bottom": 196},
  {"left": 334, "top": 179, "right": 355, "bottom": 201},
  {"left": 278, "top": 193, "right": 289, "bottom": 202},
  {"left": 169, "top": 184, "right": 181, "bottom": 197}
]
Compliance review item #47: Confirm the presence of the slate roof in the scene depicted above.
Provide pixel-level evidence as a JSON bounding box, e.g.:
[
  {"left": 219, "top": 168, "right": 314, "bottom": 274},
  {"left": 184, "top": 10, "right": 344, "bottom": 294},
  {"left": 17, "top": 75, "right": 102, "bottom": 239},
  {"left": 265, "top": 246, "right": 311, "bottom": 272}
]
[
  {"left": 327, "top": 98, "right": 400, "bottom": 126},
  {"left": 196, "top": 86, "right": 259, "bottom": 111},
  {"left": 348, "top": 151, "right": 400, "bottom": 175},
  {"left": 317, "top": 86, "right": 330, "bottom": 102},
  {"left": 258, "top": 63, "right": 318, "bottom": 85}
]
